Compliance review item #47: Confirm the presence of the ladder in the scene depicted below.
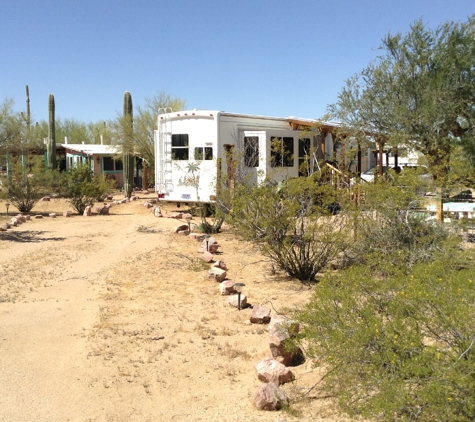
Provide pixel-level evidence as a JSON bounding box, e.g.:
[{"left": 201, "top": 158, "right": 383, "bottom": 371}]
[{"left": 157, "top": 108, "right": 174, "bottom": 194}]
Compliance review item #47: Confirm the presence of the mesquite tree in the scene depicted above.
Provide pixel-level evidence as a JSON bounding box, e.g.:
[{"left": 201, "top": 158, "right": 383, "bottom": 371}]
[{"left": 122, "top": 91, "right": 134, "bottom": 198}]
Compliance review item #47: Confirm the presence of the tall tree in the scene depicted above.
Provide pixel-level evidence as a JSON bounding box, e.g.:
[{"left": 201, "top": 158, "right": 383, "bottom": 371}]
[
  {"left": 0, "top": 98, "right": 22, "bottom": 155},
  {"left": 329, "top": 16, "right": 475, "bottom": 191}
]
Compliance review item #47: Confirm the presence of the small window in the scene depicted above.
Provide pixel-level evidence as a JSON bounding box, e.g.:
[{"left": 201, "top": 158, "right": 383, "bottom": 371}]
[
  {"left": 103, "top": 157, "right": 114, "bottom": 171},
  {"left": 102, "top": 157, "right": 123, "bottom": 171},
  {"left": 271, "top": 136, "right": 294, "bottom": 167},
  {"left": 244, "top": 136, "right": 259, "bottom": 167},
  {"left": 194, "top": 147, "right": 213, "bottom": 160},
  {"left": 172, "top": 134, "right": 189, "bottom": 160}
]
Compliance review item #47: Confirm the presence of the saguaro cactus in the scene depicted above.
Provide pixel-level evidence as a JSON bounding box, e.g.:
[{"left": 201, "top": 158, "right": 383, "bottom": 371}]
[
  {"left": 47, "top": 94, "right": 56, "bottom": 169},
  {"left": 25, "top": 85, "right": 31, "bottom": 134},
  {"left": 123, "top": 91, "right": 134, "bottom": 198}
]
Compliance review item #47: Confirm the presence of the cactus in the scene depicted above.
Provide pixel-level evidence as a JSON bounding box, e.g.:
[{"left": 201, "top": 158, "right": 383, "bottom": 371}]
[
  {"left": 47, "top": 94, "right": 56, "bottom": 170},
  {"left": 25, "top": 85, "right": 30, "bottom": 134},
  {"left": 123, "top": 91, "right": 134, "bottom": 198}
]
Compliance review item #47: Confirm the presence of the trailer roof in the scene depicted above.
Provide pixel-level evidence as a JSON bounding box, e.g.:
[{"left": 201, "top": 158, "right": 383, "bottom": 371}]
[
  {"left": 61, "top": 144, "right": 121, "bottom": 156},
  {"left": 160, "top": 109, "right": 340, "bottom": 130}
]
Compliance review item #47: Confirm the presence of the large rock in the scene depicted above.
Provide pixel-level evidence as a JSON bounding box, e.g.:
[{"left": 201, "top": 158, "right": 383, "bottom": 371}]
[
  {"left": 269, "top": 333, "right": 305, "bottom": 367},
  {"left": 250, "top": 305, "right": 271, "bottom": 324},
  {"left": 49, "top": 213, "right": 57, "bottom": 218},
  {"left": 96, "top": 204, "right": 110, "bottom": 215},
  {"left": 153, "top": 206, "right": 162, "bottom": 217},
  {"left": 63, "top": 210, "right": 72, "bottom": 218},
  {"left": 100, "top": 205, "right": 110, "bottom": 215},
  {"left": 228, "top": 294, "right": 247, "bottom": 309},
  {"left": 254, "top": 382, "right": 288, "bottom": 411},
  {"left": 198, "top": 237, "right": 218, "bottom": 253},
  {"left": 173, "top": 224, "right": 189, "bottom": 233},
  {"left": 201, "top": 251, "right": 214, "bottom": 263},
  {"left": 190, "top": 233, "right": 206, "bottom": 242},
  {"left": 269, "top": 315, "right": 300, "bottom": 337},
  {"left": 255, "top": 358, "right": 295, "bottom": 386},
  {"left": 218, "top": 279, "right": 235, "bottom": 295},
  {"left": 212, "top": 260, "right": 227, "bottom": 271},
  {"left": 83, "top": 206, "right": 92, "bottom": 216},
  {"left": 208, "top": 267, "right": 226, "bottom": 282},
  {"left": 16, "top": 215, "right": 26, "bottom": 223},
  {"left": 35, "top": 215, "right": 43, "bottom": 219}
]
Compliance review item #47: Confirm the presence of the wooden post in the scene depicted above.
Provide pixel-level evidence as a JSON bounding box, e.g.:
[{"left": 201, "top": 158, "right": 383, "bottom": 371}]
[
  {"left": 357, "top": 143, "right": 362, "bottom": 177},
  {"left": 436, "top": 186, "right": 443, "bottom": 222},
  {"left": 321, "top": 131, "right": 326, "bottom": 161}
]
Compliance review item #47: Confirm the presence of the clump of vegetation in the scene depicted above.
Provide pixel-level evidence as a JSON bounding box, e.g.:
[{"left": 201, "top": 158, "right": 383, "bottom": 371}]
[
  {"left": 351, "top": 169, "right": 451, "bottom": 271},
  {"left": 1, "top": 157, "right": 56, "bottom": 213},
  {"left": 61, "top": 163, "right": 113, "bottom": 214},
  {"left": 231, "top": 173, "right": 353, "bottom": 282},
  {"left": 293, "top": 249, "right": 475, "bottom": 421}
]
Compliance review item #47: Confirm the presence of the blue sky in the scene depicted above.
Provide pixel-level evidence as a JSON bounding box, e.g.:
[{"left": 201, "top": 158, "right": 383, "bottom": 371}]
[{"left": 1, "top": 0, "right": 474, "bottom": 124}]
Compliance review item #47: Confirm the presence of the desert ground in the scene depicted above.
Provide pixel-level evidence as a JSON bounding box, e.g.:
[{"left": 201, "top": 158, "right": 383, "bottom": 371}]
[{"left": 0, "top": 195, "right": 352, "bottom": 422}]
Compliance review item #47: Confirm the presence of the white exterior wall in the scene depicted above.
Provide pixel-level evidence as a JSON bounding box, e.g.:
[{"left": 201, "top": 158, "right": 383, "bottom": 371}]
[{"left": 155, "top": 110, "right": 310, "bottom": 203}]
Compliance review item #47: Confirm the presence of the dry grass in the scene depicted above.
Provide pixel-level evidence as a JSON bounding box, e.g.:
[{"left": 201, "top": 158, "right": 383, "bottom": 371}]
[{"left": 0, "top": 197, "right": 354, "bottom": 422}]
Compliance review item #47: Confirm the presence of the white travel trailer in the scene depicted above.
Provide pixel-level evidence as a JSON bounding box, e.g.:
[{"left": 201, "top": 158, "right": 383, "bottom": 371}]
[{"left": 154, "top": 109, "right": 322, "bottom": 204}]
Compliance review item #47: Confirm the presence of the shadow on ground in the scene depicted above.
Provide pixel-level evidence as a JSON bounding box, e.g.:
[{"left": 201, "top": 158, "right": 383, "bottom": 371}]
[{"left": 0, "top": 231, "right": 65, "bottom": 243}]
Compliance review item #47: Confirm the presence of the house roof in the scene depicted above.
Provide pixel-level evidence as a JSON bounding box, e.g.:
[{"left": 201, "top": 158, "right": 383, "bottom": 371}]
[{"left": 61, "top": 144, "right": 121, "bottom": 156}]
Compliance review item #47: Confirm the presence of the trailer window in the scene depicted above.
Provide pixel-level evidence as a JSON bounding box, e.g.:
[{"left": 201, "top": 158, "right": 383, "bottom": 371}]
[
  {"left": 271, "top": 136, "right": 294, "bottom": 167},
  {"left": 172, "top": 134, "right": 189, "bottom": 160},
  {"left": 244, "top": 136, "right": 259, "bottom": 167},
  {"left": 194, "top": 147, "right": 213, "bottom": 160}
]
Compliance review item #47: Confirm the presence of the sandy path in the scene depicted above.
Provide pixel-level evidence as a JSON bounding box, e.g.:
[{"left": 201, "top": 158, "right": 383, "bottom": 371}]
[{"left": 0, "top": 198, "right": 350, "bottom": 422}]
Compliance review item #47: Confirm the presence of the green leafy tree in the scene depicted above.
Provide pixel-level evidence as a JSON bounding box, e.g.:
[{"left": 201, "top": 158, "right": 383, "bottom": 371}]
[
  {"left": 134, "top": 91, "right": 186, "bottom": 171},
  {"left": 61, "top": 163, "right": 113, "bottom": 214},
  {"left": 0, "top": 98, "right": 23, "bottom": 156},
  {"left": 329, "top": 15, "right": 475, "bottom": 212}
]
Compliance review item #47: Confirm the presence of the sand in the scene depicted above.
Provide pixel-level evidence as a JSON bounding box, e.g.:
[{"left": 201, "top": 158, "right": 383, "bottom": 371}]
[{"left": 0, "top": 196, "right": 351, "bottom": 422}]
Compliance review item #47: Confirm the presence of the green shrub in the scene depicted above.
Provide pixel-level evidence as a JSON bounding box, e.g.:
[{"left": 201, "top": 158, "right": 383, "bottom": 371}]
[
  {"left": 293, "top": 249, "right": 475, "bottom": 421},
  {"left": 61, "top": 164, "right": 114, "bottom": 214},
  {"left": 352, "top": 170, "right": 451, "bottom": 271},
  {"left": 231, "top": 174, "right": 354, "bottom": 281},
  {"left": 2, "top": 157, "right": 55, "bottom": 213}
]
